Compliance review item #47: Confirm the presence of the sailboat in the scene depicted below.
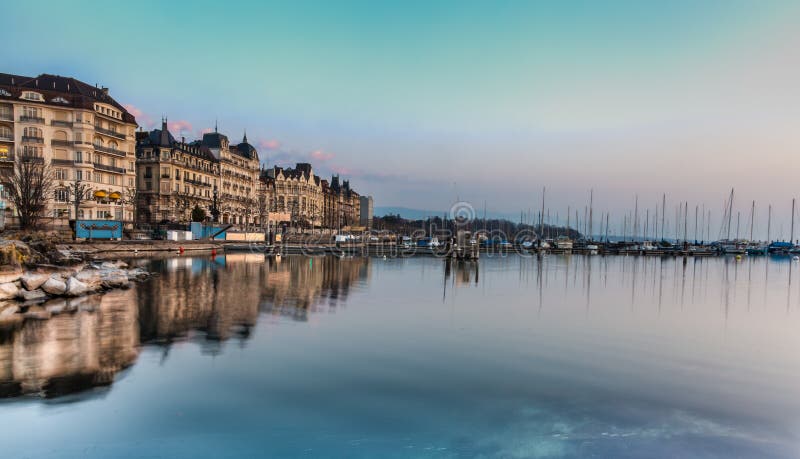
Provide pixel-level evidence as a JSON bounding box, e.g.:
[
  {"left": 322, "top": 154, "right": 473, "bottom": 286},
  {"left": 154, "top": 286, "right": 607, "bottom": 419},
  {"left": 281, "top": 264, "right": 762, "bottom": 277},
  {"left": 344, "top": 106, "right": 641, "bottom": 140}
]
[{"left": 745, "top": 200, "right": 767, "bottom": 255}]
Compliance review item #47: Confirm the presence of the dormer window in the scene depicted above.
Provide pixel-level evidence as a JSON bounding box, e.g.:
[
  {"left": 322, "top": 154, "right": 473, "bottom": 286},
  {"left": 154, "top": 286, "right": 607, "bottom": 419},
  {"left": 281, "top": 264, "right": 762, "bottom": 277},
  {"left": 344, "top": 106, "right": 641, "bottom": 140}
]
[
  {"left": 0, "top": 89, "right": 10, "bottom": 97},
  {"left": 52, "top": 96, "right": 69, "bottom": 104},
  {"left": 21, "top": 91, "right": 43, "bottom": 101}
]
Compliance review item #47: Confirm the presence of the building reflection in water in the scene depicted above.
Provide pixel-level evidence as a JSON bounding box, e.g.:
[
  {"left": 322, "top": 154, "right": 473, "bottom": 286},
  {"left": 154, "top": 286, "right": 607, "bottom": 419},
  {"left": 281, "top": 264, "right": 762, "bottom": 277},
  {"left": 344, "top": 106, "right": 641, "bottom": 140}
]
[
  {"left": 0, "top": 254, "right": 369, "bottom": 398},
  {"left": 0, "top": 290, "right": 139, "bottom": 398}
]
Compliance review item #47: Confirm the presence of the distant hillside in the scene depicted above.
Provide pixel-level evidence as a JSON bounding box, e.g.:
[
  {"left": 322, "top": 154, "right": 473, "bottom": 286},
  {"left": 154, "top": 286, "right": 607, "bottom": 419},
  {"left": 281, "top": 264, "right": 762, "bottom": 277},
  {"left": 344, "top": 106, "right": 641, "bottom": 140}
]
[
  {"left": 374, "top": 207, "right": 446, "bottom": 220},
  {"left": 374, "top": 206, "right": 519, "bottom": 221}
]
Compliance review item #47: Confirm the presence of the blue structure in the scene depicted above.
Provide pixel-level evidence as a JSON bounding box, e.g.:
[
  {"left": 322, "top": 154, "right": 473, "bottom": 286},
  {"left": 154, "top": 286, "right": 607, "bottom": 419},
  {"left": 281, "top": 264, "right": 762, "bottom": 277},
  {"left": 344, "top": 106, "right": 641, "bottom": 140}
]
[
  {"left": 190, "top": 222, "right": 227, "bottom": 240},
  {"left": 76, "top": 220, "right": 123, "bottom": 240}
]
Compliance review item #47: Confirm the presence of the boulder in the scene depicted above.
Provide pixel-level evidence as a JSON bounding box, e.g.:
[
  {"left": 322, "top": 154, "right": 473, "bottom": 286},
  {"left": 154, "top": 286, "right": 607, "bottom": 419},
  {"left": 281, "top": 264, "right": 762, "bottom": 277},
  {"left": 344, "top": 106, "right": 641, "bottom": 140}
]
[
  {"left": 21, "top": 272, "right": 49, "bottom": 291},
  {"left": 20, "top": 288, "right": 48, "bottom": 302},
  {"left": 74, "top": 270, "right": 102, "bottom": 291},
  {"left": 41, "top": 277, "right": 68, "bottom": 295},
  {"left": 98, "top": 268, "right": 129, "bottom": 288},
  {"left": 0, "top": 282, "right": 19, "bottom": 300},
  {"left": 0, "top": 268, "right": 23, "bottom": 284},
  {"left": 101, "top": 261, "right": 129, "bottom": 270},
  {"left": 65, "top": 277, "right": 89, "bottom": 297}
]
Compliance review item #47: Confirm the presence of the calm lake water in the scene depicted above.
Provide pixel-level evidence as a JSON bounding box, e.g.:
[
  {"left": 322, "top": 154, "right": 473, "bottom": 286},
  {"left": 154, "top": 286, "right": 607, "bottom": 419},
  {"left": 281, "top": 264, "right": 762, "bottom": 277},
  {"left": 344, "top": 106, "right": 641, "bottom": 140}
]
[{"left": 1, "top": 253, "right": 800, "bottom": 458}]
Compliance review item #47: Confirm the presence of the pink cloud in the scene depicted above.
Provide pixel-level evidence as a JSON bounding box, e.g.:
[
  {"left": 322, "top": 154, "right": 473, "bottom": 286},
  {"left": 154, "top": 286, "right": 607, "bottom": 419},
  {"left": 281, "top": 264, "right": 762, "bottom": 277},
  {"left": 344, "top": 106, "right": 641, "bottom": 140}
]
[
  {"left": 123, "top": 103, "right": 154, "bottom": 129},
  {"left": 168, "top": 120, "right": 193, "bottom": 133},
  {"left": 310, "top": 149, "right": 335, "bottom": 161},
  {"left": 199, "top": 127, "right": 214, "bottom": 136},
  {"left": 258, "top": 139, "right": 281, "bottom": 150}
]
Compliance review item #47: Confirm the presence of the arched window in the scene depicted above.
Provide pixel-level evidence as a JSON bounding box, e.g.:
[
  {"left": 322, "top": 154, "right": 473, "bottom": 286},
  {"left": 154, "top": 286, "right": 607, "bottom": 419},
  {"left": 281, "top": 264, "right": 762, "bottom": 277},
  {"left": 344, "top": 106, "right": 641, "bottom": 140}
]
[
  {"left": 23, "top": 127, "right": 42, "bottom": 138},
  {"left": 93, "top": 137, "right": 103, "bottom": 147},
  {"left": 53, "top": 130, "right": 68, "bottom": 141}
]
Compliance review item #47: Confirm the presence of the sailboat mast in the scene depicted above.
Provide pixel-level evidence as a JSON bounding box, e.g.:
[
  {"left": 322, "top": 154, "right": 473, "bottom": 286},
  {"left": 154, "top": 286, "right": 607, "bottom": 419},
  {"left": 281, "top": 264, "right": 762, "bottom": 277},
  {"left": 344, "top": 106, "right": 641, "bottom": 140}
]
[
  {"left": 749, "top": 200, "right": 755, "bottom": 242},
  {"left": 726, "top": 188, "right": 734, "bottom": 241},
  {"left": 767, "top": 204, "right": 772, "bottom": 242},
  {"left": 694, "top": 205, "right": 699, "bottom": 243},
  {"left": 589, "top": 189, "right": 593, "bottom": 242},
  {"left": 661, "top": 193, "right": 666, "bottom": 241},
  {"left": 633, "top": 195, "right": 639, "bottom": 242},
  {"left": 789, "top": 198, "right": 794, "bottom": 244},
  {"left": 683, "top": 202, "right": 688, "bottom": 243}
]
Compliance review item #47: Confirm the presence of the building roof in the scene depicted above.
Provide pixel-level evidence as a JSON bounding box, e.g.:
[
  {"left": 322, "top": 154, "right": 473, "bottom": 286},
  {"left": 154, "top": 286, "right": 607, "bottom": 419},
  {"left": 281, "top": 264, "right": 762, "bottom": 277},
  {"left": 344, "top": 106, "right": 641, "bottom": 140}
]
[
  {"left": 0, "top": 73, "right": 136, "bottom": 124},
  {"left": 137, "top": 121, "right": 217, "bottom": 162}
]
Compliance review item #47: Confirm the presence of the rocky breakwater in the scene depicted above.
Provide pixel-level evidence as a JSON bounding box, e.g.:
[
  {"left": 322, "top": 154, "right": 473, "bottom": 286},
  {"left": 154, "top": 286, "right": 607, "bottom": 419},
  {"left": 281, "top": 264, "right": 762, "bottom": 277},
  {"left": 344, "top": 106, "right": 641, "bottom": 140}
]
[{"left": 0, "top": 240, "right": 150, "bottom": 326}]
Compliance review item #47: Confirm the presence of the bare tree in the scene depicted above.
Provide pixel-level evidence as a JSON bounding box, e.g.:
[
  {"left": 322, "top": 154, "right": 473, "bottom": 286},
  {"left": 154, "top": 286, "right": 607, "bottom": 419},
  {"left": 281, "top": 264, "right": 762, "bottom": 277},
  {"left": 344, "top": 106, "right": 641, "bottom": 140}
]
[
  {"left": 1, "top": 155, "right": 53, "bottom": 229},
  {"left": 120, "top": 188, "right": 137, "bottom": 225},
  {"left": 69, "top": 180, "right": 93, "bottom": 221}
]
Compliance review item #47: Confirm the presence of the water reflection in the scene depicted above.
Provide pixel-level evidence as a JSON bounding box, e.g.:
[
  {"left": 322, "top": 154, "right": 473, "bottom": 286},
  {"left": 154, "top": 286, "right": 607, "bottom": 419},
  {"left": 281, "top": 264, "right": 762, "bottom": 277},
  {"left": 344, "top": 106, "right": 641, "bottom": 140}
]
[
  {"left": 0, "top": 254, "right": 369, "bottom": 397},
  {"left": 0, "top": 291, "right": 138, "bottom": 398}
]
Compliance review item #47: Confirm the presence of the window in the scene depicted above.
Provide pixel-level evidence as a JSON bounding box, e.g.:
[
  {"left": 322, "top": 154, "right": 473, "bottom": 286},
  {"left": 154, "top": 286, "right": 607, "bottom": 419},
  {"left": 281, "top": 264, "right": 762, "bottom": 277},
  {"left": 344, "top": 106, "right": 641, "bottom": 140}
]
[
  {"left": 75, "top": 151, "right": 83, "bottom": 162},
  {"left": 78, "top": 210, "right": 85, "bottom": 219},
  {"left": 23, "top": 126, "right": 42, "bottom": 138},
  {"left": 145, "top": 181, "right": 152, "bottom": 191},
  {"left": 144, "top": 166, "right": 152, "bottom": 178},
  {"left": 52, "top": 97, "right": 69, "bottom": 104},
  {"left": 22, "top": 92, "right": 43, "bottom": 101},
  {"left": 0, "top": 89, "right": 11, "bottom": 97},
  {"left": 109, "top": 175, "right": 116, "bottom": 186},
  {"left": 75, "top": 170, "right": 83, "bottom": 181},
  {"left": 128, "top": 178, "right": 134, "bottom": 187},
  {"left": 55, "top": 169, "right": 67, "bottom": 180},
  {"left": 22, "top": 106, "right": 41, "bottom": 119},
  {"left": 22, "top": 145, "right": 42, "bottom": 157},
  {"left": 0, "top": 125, "right": 11, "bottom": 139},
  {"left": 95, "top": 172, "right": 103, "bottom": 184},
  {"left": 54, "top": 189, "right": 69, "bottom": 202}
]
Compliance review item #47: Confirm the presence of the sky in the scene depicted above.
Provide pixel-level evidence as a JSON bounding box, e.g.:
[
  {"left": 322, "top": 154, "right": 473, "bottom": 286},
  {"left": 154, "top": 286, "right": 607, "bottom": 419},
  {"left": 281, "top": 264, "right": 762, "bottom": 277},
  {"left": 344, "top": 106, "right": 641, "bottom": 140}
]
[{"left": 3, "top": 0, "right": 800, "bottom": 239}]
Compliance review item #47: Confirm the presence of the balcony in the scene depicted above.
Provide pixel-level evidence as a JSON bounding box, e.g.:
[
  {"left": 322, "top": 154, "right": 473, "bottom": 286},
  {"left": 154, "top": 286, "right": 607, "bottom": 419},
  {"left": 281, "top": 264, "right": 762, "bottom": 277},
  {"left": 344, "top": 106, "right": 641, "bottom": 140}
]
[
  {"left": 1, "top": 154, "right": 44, "bottom": 163},
  {"left": 51, "top": 120, "right": 73, "bottom": 128},
  {"left": 21, "top": 136, "right": 44, "bottom": 144},
  {"left": 186, "top": 178, "right": 211, "bottom": 187},
  {"left": 93, "top": 162, "right": 126, "bottom": 174},
  {"left": 0, "top": 113, "right": 12, "bottom": 121},
  {"left": 93, "top": 143, "right": 127, "bottom": 157},
  {"left": 52, "top": 158, "right": 76, "bottom": 166},
  {"left": 19, "top": 116, "right": 45, "bottom": 124},
  {"left": 94, "top": 125, "right": 126, "bottom": 140},
  {"left": 0, "top": 134, "right": 12, "bottom": 142},
  {"left": 51, "top": 139, "right": 74, "bottom": 147},
  {"left": 161, "top": 173, "right": 171, "bottom": 178}
]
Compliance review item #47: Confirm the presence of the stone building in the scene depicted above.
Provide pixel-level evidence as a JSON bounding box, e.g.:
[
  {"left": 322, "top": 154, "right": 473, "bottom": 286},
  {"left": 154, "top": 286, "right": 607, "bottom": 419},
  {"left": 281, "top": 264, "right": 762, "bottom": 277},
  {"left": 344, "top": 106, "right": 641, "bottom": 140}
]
[
  {"left": 0, "top": 73, "right": 137, "bottom": 224},
  {"left": 135, "top": 120, "right": 219, "bottom": 223},
  {"left": 135, "top": 124, "right": 261, "bottom": 227},
  {"left": 262, "top": 163, "right": 323, "bottom": 228}
]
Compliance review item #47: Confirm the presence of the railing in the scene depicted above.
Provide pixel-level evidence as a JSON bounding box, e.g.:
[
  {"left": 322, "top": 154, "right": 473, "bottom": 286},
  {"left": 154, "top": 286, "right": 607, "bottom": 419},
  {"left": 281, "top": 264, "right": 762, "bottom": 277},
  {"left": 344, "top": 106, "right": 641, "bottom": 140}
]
[
  {"left": 0, "top": 135, "right": 12, "bottom": 142},
  {"left": 93, "top": 144, "right": 127, "bottom": 157},
  {"left": 0, "top": 154, "right": 44, "bottom": 163},
  {"left": 0, "top": 113, "right": 13, "bottom": 121},
  {"left": 52, "top": 158, "right": 75, "bottom": 166},
  {"left": 94, "top": 125, "right": 126, "bottom": 140},
  {"left": 21, "top": 136, "right": 44, "bottom": 144},
  {"left": 51, "top": 139, "right": 74, "bottom": 147},
  {"left": 93, "top": 162, "right": 126, "bottom": 174},
  {"left": 51, "top": 120, "right": 73, "bottom": 128},
  {"left": 19, "top": 116, "right": 45, "bottom": 124},
  {"left": 185, "top": 178, "right": 211, "bottom": 187},
  {"left": 161, "top": 173, "right": 171, "bottom": 178}
]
